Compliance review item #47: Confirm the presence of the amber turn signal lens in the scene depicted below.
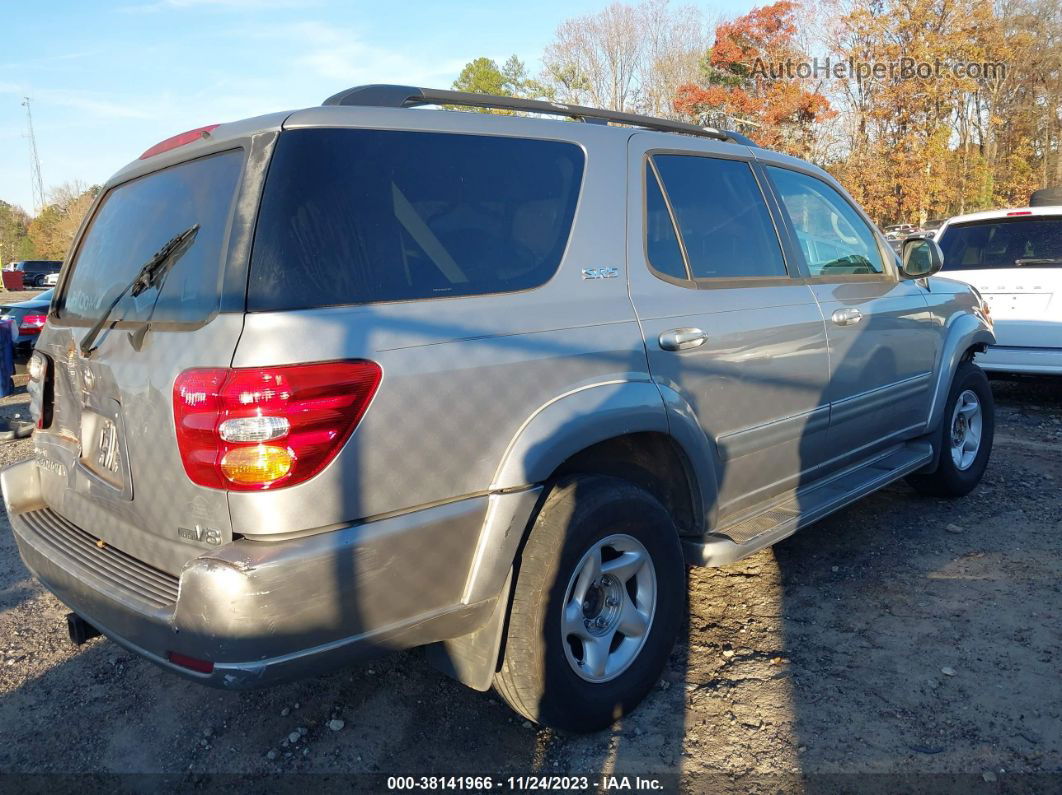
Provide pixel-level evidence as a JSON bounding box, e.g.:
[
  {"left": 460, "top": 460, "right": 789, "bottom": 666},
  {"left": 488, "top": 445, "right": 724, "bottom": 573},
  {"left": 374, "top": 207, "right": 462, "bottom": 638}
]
[{"left": 220, "top": 444, "right": 294, "bottom": 485}]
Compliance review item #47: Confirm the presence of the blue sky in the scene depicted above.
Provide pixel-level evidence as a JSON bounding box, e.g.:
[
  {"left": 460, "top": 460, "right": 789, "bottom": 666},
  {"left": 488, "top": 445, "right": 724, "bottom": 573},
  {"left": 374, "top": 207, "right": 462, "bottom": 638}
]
[{"left": 2, "top": 0, "right": 756, "bottom": 213}]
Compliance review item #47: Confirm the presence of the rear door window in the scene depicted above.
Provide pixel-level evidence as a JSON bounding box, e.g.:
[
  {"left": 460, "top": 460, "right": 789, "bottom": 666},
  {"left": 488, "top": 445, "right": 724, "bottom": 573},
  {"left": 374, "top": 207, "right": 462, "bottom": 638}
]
[
  {"left": 939, "top": 217, "right": 1062, "bottom": 270},
  {"left": 248, "top": 129, "right": 585, "bottom": 310},
  {"left": 59, "top": 150, "right": 243, "bottom": 324},
  {"left": 650, "top": 154, "right": 787, "bottom": 280}
]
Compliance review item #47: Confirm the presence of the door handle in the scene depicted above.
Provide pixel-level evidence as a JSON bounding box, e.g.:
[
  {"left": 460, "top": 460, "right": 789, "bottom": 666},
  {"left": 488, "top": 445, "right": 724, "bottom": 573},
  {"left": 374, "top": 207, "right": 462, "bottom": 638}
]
[
  {"left": 831, "top": 308, "right": 864, "bottom": 326},
  {"left": 659, "top": 327, "right": 708, "bottom": 351}
]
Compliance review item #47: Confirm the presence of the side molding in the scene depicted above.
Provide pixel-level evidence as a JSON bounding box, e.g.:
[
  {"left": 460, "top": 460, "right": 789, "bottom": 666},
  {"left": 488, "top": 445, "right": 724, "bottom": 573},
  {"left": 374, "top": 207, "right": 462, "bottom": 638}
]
[{"left": 461, "top": 487, "right": 543, "bottom": 604}]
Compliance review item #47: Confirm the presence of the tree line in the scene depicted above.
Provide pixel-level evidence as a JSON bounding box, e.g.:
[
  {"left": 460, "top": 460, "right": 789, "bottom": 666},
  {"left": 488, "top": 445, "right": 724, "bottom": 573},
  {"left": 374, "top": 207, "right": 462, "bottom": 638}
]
[
  {"left": 0, "top": 184, "right": 98, "bottom": 267},
  {"left": 454, "top": 0, "right": 1061, "bottom": 226},
  {"left": 3, "top": 0, "right": 1057, "bottom": 264}
]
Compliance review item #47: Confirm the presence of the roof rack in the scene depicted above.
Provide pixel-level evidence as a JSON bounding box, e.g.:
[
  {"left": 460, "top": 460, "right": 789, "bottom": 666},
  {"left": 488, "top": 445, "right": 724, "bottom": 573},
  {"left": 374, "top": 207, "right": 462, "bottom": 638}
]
[{"left": 321, "top": 84, "right": 757, "bottom": 147}]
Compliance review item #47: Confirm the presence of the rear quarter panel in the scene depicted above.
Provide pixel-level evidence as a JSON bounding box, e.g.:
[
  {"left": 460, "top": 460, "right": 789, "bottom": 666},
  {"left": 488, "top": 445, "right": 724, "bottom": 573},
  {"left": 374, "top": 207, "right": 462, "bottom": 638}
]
[{"left": 229, "top": 111, "right": 651, "bottom": 536}]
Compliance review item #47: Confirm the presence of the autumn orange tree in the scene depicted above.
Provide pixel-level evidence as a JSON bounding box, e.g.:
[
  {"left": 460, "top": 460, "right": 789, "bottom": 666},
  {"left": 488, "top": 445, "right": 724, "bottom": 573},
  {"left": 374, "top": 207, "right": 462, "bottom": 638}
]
[
  {"left": 25, "top": 184, "right": 99, "bottom": 261},
  {"left": 824, "top": 0, "right": 980, "bottom": 223},
  {"left": 673, "top": 1, "right": 833, "bottom": 158},
  {"left": 824, "top": 0, "right": 1060, "bottom": 224}
]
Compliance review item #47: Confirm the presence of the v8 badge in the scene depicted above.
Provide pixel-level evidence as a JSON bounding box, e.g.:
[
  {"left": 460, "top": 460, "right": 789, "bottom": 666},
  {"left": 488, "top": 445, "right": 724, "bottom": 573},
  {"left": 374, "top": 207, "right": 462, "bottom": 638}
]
[{"left": 178, "top": 525, "right": 222, "bottom": 546}]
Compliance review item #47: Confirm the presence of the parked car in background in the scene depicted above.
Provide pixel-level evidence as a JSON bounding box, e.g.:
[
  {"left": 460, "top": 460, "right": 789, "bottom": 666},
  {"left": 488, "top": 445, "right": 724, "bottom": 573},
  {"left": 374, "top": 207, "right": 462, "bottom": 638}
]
[
  {"left": 884, "top": 223, "right": 920, "bottom": 240},
  {"left": 43, "top": 272, "right": 60, "bottom": 287},
  {"left": 936, "top": 205, "right": 1062, "bottom": 374},
  {"left": 923, "top": 219, "right": 946, "bottom": 239},
  {"left": 0, "top": 289, "right": 53, "bottom": 354},
  {"left": 2, "top": 84, "right": 995, "bottom": 733},
  {"left": 4, "top": 260, "right": 62, "bottom": 288}
]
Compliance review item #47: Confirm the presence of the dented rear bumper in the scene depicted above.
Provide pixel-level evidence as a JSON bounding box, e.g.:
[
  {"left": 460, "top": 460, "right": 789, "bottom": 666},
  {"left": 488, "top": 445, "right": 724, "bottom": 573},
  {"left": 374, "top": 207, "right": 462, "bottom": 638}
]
[{"left": 2, "top": 457, "right": 504, "bottom": 688}]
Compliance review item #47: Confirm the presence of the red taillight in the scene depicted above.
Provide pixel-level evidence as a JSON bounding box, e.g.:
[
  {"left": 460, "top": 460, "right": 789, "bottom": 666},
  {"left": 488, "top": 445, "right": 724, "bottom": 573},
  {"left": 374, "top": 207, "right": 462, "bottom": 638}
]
[
  {"left": 167, "top": 651, "right": 214, "bottom": 674},
  {"left": 19, "top": 314, "right": 47, "bottom": 335},
  {"left": 173, "top": 361, "right": 382, "bottom": 491},
  {"left": 139, "top": 124, "right": 220, "bottom": 160},
  {"left": 1006, "top": 210, "right": 1032, "bottom": 216}
]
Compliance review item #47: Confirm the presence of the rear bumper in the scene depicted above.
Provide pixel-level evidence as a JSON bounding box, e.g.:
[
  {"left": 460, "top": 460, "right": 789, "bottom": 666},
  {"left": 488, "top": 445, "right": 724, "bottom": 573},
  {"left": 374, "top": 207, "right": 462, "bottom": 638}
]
[
  {"left": 2, "top": 457, "right": 509, "bottom": 688},
  {"left": 977, "top": 345, "right": 1062, "bottom": 375}
]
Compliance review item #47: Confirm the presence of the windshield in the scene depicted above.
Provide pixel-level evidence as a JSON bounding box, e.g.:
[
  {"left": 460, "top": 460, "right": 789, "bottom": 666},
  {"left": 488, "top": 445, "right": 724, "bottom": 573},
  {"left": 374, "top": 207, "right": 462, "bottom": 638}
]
[
  {"left": 939, "top": 216, "right": 1062, "bottom": 270},
  {"left": 58, "top": 150, "right": 243, "bottom": 324}
]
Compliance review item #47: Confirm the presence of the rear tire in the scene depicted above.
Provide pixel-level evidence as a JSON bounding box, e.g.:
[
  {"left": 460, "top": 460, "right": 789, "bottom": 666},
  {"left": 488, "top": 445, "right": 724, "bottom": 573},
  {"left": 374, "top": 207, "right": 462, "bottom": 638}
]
[
  {"left": 494, "top": 475, "right": 685, "bottom": 732},
  {"left": 907, "top": 360, "right": 994, "bottom": 497}
]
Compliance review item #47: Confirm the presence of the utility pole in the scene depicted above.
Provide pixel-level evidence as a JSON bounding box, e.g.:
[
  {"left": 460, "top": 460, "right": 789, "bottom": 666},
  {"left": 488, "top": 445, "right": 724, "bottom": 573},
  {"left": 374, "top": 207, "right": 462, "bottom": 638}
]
[{"left": 21, "top": 97, "right": 45, "bottom": 213}]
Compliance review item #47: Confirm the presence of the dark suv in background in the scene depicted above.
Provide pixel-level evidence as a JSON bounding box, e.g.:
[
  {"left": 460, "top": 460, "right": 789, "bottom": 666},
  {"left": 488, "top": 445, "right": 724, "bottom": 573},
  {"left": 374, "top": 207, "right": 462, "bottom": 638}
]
[{"left": 4, "top": 260, "right": 62, "bottom": 288}]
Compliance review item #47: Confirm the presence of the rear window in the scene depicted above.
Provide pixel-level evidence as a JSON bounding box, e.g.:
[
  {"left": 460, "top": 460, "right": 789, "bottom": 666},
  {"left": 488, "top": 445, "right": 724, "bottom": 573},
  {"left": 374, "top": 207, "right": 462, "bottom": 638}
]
[
  {"left": 59, "top": 150, "right": 243, "bottom": 324},
  {"left": 248, "top": 128, "right": 584, "bottom": 310},
  {"left": 939, "top": 216, "right": 1062, "bottom": 270}
]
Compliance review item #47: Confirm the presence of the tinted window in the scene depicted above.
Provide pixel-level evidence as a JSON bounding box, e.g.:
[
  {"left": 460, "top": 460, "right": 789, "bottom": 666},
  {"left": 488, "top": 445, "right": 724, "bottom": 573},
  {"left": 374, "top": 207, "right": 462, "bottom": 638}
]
[
  {"left": 768, "top": 167, "right": 884, "bottom": 276},
  {"left": 645, "top": 164, "right": 687, "bottom": 280},
  {"left": 60, "top": 150, "right": 243, "bottom": 324},
  {"left": 249, "top": 129, "right": 585, "bottom": 310},
  {"left": 939, "top": 217, "right": 1062, "bottom": 270},
  {"left": 652, "top": 155, "right": 786, "bottom": 279}
]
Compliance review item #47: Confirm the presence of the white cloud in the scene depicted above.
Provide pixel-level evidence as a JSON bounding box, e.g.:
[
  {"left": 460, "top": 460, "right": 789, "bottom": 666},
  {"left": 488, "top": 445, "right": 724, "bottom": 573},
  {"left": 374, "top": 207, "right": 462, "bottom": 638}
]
[{"left": 250, "top": 19, "right": 464, "bottom": 87}]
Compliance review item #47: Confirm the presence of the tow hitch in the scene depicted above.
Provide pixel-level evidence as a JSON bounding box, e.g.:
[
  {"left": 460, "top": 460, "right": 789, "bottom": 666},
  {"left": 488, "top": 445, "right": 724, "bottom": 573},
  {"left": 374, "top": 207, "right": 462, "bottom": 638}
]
[{"left": 66, "top": 613, "right": 101, "bottom": 646}]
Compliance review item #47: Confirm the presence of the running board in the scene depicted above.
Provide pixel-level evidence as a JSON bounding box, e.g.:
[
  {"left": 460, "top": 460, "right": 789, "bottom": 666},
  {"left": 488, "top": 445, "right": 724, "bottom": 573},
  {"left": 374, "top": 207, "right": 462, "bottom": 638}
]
[{"left": 684, "top": 441, "right": 933, "bottom": 567}]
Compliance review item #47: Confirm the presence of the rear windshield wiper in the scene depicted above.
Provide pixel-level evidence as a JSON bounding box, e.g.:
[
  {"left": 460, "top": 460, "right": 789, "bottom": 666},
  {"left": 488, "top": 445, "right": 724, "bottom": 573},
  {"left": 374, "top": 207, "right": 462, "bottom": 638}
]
[
  {"left": 1015, "top": 257, "right": 1062, "bottom": 267},
  {"left": 79, "top": 224, "right": 199, "bottom": 356}
]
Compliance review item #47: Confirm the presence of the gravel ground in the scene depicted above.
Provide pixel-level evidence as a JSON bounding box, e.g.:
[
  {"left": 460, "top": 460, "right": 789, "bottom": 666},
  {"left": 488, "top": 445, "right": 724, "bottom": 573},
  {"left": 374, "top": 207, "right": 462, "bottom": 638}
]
[{"left": 0, "top": 373, "right": 1058, "bottom": 788}]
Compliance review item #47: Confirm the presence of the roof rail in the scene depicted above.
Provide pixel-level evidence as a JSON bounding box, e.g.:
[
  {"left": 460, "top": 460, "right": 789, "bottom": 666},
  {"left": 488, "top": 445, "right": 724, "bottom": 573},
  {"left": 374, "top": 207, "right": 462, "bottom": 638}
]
[{"left": 321, "top": 84, "right": 757, "bottom": 147}]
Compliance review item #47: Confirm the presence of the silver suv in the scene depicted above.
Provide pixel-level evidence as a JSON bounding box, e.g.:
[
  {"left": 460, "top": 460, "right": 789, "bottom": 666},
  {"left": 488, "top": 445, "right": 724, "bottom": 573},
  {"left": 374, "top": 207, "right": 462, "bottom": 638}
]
[{"left": 3, "top": 85, "right": 995, "bottom": 732}]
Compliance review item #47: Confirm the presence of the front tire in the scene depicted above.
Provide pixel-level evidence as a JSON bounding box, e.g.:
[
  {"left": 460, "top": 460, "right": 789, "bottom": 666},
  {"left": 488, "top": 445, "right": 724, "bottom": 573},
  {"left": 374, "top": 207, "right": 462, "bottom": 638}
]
[
  {"left": 907, "top": 360, "right": 994, "bottom": 497},
  {"left": 494, "top": 475, "right": 685, "bottom": 732}
]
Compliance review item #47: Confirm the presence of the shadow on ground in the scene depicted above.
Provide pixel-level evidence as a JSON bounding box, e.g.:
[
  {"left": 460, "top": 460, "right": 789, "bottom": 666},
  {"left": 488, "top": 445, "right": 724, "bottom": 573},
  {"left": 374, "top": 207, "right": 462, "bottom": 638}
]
[{"left": 0, "top": 379, "right": 1058, "bottom": 786}]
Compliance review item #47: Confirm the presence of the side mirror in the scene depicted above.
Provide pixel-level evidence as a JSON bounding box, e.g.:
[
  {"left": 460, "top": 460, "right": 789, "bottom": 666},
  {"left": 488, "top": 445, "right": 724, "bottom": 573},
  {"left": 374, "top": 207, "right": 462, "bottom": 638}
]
[{"left": 900, "top": 235, "right": 944, "bottom": 279}]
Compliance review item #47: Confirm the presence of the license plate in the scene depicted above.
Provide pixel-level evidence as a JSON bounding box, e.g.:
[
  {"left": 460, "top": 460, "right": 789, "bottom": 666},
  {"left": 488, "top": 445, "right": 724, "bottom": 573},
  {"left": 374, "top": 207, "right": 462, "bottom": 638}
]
[
  {"left": 95, "top": 417, "right": 120, "bottom": 474},
  {"left": 79, "top": 409, "right": 128, "bottom": 492}
]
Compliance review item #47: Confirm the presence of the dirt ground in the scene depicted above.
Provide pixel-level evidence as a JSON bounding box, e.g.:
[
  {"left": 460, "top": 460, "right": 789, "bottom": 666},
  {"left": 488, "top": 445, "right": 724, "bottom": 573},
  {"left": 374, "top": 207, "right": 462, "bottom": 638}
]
[{"left": 0, "top": 365, "right": 1058, "bottom": 790}]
